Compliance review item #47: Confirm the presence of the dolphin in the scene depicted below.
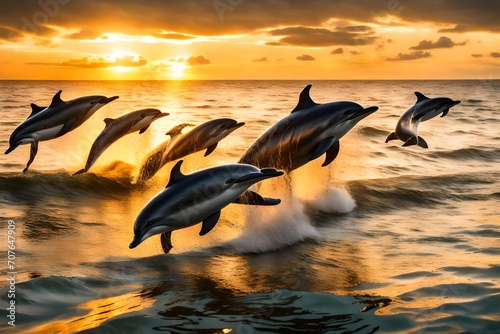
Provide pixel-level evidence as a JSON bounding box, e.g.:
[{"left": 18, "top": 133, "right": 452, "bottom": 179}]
[
  {"left": 129, "top": 160, "right": 284, "bottom": 253},
  {"left": 5, "top": 90, "right": 119, "bottom": 172},
  {"left": 385, "top": 92, "right": 461, "bottom": 148},
  {"left": 239, "top": 84, "right": 378, "bottom": 172},
  {"left": 73, "top": 108, "right": 169, "bottom": 175},
  {"left": 136, "top": 118, "right": 245, "bottom": 183}
]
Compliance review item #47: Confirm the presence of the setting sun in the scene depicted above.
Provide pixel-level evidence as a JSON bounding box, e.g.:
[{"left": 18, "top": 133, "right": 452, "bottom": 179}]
[{"left": 169, "top": 61, "right": 186, "bottom": 78}]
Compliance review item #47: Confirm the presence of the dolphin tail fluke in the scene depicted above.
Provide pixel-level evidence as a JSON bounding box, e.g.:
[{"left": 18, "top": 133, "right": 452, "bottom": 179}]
[
  {"left": 160, "top": 232, "right": 173, "bottom": 254},
  {"left": 23, "top": 141, "right": 39, "bottom": 173},
  {"left": 385, "top": 132, "right": 398, "bottom": 143},
  {"left": 402, "top": 136, "right": 419, "bottom": 147},
  {"left": 73, "top": 168, "right": 87, "bottom": 175},
  {"left": 417, "top": 136, "right": 428, "bottom": 149},
  {"left": 322, "top": 140, "right": 340, "bottom": 167},
  {"left": 233, "top": 190, "right": 281, "bottom": 206}
]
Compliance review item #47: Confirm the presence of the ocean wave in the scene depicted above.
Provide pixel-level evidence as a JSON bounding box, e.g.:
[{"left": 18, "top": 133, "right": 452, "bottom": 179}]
[
  {"left": 347, "top": 172, "right": 497, "bottom": 213},
  {"left": 357, "top": 126, "right": 389, "bottom": 138},
  {"left": 0, "top": 170, "right": 137, "bottom": 201},
  {"left": 428, "top": 148, "right": 500, "bottom": 161}
]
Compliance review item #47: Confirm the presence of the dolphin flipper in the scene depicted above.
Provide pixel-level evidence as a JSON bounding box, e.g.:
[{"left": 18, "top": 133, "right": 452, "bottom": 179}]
[
  {"left": 385, "top": 132, "right": 398, "bottom": 143},
  {"left": 441, "top": 108, "right": 449, "bottom": 117},
  {"left": 23, "top": 141, "right": 39, "bottom": 173},
  {"left": 73, "top": 168, "right": 87, "bottom": 175},
  {"left": 233, "top": 190, "right": 281, "bottom": 206},
  {"left": 160, "top": 231, "right": 173, "bottom": 253},
  {"left": 322, "top": 140, "right": 340, "bottom": 167},
  {"left": 139, "top": 125, "right": 150, "bottom": 134},
  {"left": 309, "top": 136, "right": 335, "bottom": 161},
  {"left": 56, "top": 119, "right": 76, "bottom": 138},
  {"left": 199, "top": 210, "right": 221, "bottom": 236},
  {"left": 205, "top": 143, "right": 217, "bottom": 156}
]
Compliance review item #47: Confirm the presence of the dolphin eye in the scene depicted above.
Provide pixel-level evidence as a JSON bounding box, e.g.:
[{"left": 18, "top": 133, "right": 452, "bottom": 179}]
[
  {"left": 141, "top": 113, "right": 146, "bottom": 118},
  {"left": 226, "top": 178, "right": 236, "bottom": 184},
  {"left": 145, "top": 220, "right": 155, "bottom": 228}
]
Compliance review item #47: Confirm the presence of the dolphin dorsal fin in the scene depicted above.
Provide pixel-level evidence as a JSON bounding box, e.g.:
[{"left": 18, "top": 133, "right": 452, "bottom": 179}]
[
  {"left": 291, "top": 84, "right": 317, "bottom": 113},
  {"left": 29, "top": 103, "right": 45, "bottom": 118},
  {"left": 414, "top": 92, "right": 429, "bottom": 103},
  {"left": 166, "top": 160, "right": 185, "bottom": 187},
  {"left": 49, "top": 90, "right": 65, "bottom": 108},
  {"left": 103, "top": 118, "right": 115, "bottom": 126}
]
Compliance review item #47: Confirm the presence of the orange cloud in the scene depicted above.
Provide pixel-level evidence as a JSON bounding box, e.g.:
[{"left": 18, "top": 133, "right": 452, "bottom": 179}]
[
  {"left": 296, "top": 54, "right": 315, "bottom": 61},
  {"left": 186, "top": 55, "right": 211, "bottom": 66},
  {"left": 28, "top": 54, "right": 148, "bottom": 68},
  {"left": 386, "top": 51, "right": 432, "bottom": 61}
]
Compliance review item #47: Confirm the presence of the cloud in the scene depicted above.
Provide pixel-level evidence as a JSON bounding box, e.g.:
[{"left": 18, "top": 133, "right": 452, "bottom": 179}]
[
  {"left": 268, "top": 26, "right": 376, "bottom": 47},
  {"left": 0, "top": 26, "right": 22, "bottom": 41},
  {"left": 155, "top": 32, "right": 195, "bottom": 40},
  {"left": 67, "top": 29, "right": 102, "bottom": 40},
  {"left": 252, "top": 57, "right": 268, "bottom": 62},
  {"left": 490, "top": 52, "right": 500, "bottom": 58},
  {"left": 187, "top": 55, "right": 211, "bottom": 65},
  {"left": 438, "top": 25, "right": 470, "bottom": 33},
  {"left": 471, "top": 54, "right": 483, "bottom": 58},
  {"left": 0, "top": 0, "right": 499, "bottom": 43},
  {"left": 331, "top": 47, "right": 344, "bottom": 55},
  {"left": 350, "top": 50, "right": 362, "bottom": 56},
  {"left": 296, "top": 54, "right": 315, "bottom": 61},
  {"left": 28, "top": 54, "right": 148, "bottom": 68},
  {"left": 410, "top": 36, "right": 467, "bottom": 50},
  {"left": 336, "top": 25, "right": 372, "bottom": 32},
  {"left": 386, "top": 51, "right": 432, "bottom": 61}
]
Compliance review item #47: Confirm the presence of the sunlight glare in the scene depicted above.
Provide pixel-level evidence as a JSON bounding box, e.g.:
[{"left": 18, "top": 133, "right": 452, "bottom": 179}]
[{"left": 170, "top": 62, "right": 186, "bottom": 78}]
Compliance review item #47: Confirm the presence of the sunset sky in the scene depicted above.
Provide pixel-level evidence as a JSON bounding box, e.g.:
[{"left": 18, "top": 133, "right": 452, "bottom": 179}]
[{"left": 0, "top": 0, "right": 499, "bottom": 80}]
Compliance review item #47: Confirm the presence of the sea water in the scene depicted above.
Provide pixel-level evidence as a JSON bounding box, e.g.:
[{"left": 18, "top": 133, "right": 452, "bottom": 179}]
[{"left": 0, "top": 80, "right": 498, "bottom": 333}]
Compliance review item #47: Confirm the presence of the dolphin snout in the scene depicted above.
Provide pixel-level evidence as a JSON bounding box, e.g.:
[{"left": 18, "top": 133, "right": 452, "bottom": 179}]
[
  {"left": 153, "top": 112, "right": 170, "bottom": 119},
  {"left": 129, "top": 235, "right": 143, "bottom": 249},
  {"left": 236, "top": 168, "right": 284, "bottom": 183},
  {"left": 5, "top": 144, "right": 18, "bottom": 154},
  {"left": 100, "top": 96, "right": 119, "bottom": 104},
  {"left": 229, "top": 121, "right": 245, "bottom": 130},
  {"left": 347, "top": 106, "right": 378, "bottom": 120}
]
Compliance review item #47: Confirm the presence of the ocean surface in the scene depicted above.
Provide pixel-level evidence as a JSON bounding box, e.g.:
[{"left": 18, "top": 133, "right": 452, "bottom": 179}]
[{"left": 0, "top": 80, "right": 498, "bottom": 333}]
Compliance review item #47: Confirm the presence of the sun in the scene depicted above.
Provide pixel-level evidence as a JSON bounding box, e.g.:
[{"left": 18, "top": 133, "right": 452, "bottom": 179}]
[
  {"left": 170, "top": 62, "right": 186, "bottom": 78},
  {"left": 112, "top": 66, "right": 131, "bottom": 73}
]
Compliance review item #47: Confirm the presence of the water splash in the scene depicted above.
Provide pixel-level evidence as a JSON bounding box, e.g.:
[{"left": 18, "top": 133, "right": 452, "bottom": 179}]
[{"left": 307, "top": 187, "right": 356, "bottom": 213}]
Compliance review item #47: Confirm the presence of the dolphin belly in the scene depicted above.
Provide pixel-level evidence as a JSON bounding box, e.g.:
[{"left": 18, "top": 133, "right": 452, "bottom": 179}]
[{"left": 31, "top": 124, "right": 65, "bottom": 141}]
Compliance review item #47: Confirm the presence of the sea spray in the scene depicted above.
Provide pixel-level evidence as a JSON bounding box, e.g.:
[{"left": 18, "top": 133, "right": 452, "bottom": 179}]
[
  {"left": 307, "top": 187, "right": 356, "bottom": 213},
  {"left": 226, "top": 178, "right": 320, "bottom": 253}
]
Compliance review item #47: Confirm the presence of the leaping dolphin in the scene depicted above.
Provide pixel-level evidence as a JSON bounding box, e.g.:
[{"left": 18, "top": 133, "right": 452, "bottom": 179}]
[
  {"left": 136, "top": 118, "right": 245, "bottom": 183},
  {"left": 73, "top": 108, "right": 169, "bottom": 175},
  {"left": 5, "top": 90, "right": 119, "bottom": 172},
  {"left": 239, "top": 84, "right": 378, "bottom": 172},
  {"left": 385, "top": 92, "right": 461, "bottom": 148},
  {"left": 129, "top": 160, "right": 284, "bottom": 253}
]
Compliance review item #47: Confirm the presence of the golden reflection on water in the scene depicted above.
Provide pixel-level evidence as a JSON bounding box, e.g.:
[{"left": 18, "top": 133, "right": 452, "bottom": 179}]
[{"left": 21, "top": 291, "right": 153, "bottom": 334}]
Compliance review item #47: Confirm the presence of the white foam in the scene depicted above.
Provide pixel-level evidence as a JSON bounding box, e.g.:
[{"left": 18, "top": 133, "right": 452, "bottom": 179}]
[
  {"left": 226, "top": 195, "right": 320, "bottom": 254},
  {"left": 309, "top": 187, "right": 356, "bottom": 213}
]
